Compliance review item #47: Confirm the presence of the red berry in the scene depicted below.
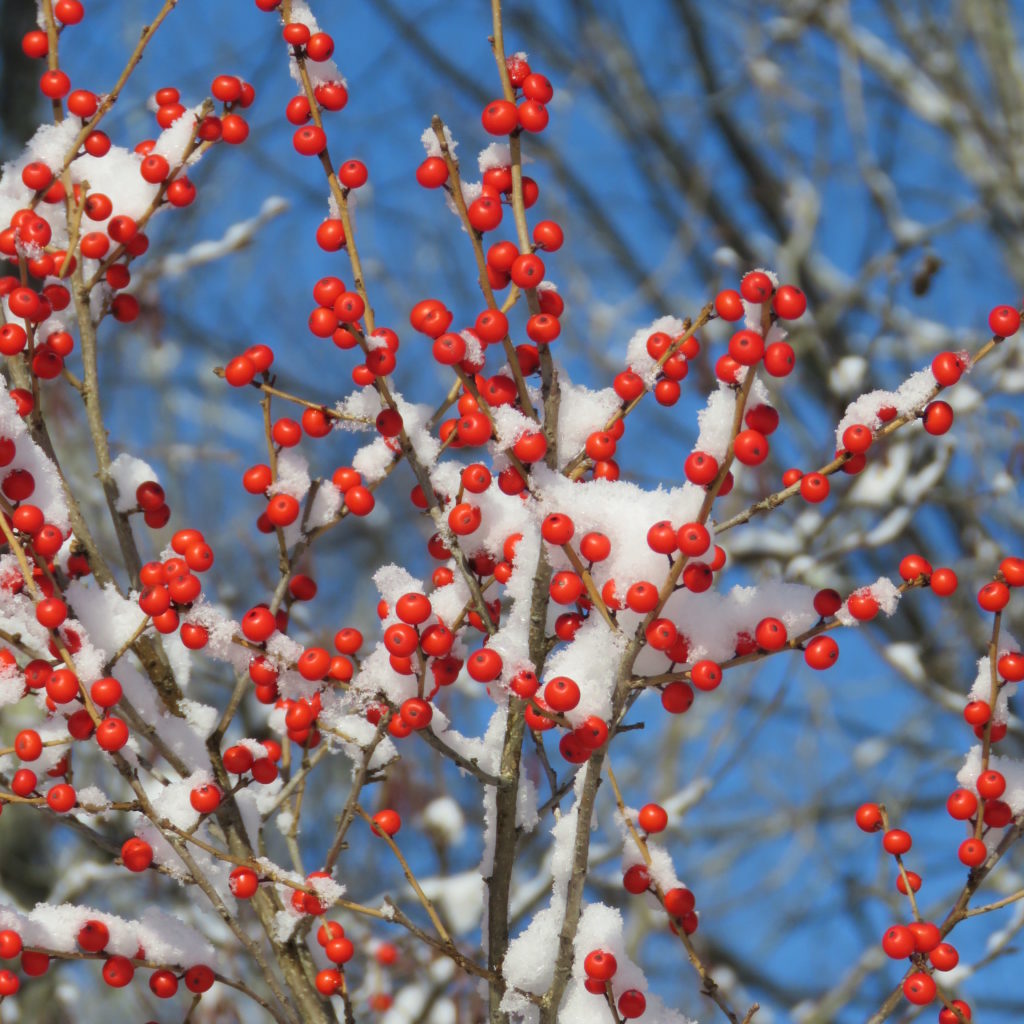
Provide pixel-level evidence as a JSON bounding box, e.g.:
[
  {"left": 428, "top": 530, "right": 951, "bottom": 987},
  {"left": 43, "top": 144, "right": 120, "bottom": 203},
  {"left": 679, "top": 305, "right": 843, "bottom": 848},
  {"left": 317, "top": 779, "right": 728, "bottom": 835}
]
[
  {"left": 21, "top": 950, "right": 50, "bottom": 976},
  {"left": 150, "top": 969, "right": 179, "bottom": 998},
  {"left": 293, "top": 125, "right": 326, "bottom": 155},
  {"left": 40, "top": 69, "right": 71, "bottom": 99},
  {"left": 754, "top": 617, "right": 787, "bottom": 651},
  {"left": 684, "top": 451, "right": 718, "bottom": 486},
  {"left": 799, "top": 473, "right": 829, "bottom": 503},
  {"left": 977, "top": 769, "right": 1006, "bottom": 799},
  {"left": 542, "top": 513, "right": 575, "bottom": 546},
  {"left": 229, "top": 866, "right": 260, "bottom": 898},
  {"left": 804, "top": 635, "right": 838, "bottom": 669},
  {"left": 481, "top": 99, "right": 518, "bottom": 135},
  {"left": 140, "top": 153, "right": 170, "bottom": 183},
  {"left": 772, "top": 284, "right": 807, "bottom": 319},
  {"left": 988, "top": 305, "right": 1020, "bottom": 338},
  {"left": 745, "top": 404, "right": 779, "bottom": 435},
  {"left": 544, "top": 676, "right": 580, "bottom": 712},
  {"left": 76, "top": 919, "right": 109, "bottom": 953},
  {"left": 808, "top": 590, "right": 839, "bottom": 619},
  {"left": 882, "top": 828, "right": 911, "bottom": 855},
  {"left": 922, "top": 400, "right": 954, "bottom": 435},
  {"left": 847, "top": 590, "right": 879, "bottom": 621},
  {"left": 842, "top": 424, "right": 873, "bottom": 454},
  {"left": 998, "top": 651, "right": 1024, "bottom": 682},
  {"left": 959, "top": 838, "right": 987, "bottom": 867},
  {"left": 939, "top": 1002, "right": 972, "bottom": 1024},
  {"left": 898, "top": 554, "right": 932, "bottom": 581},
  {"left": 690, "top": 660, "right": 722, "bottom": 691},
  {"left": 121, "top": 837, "right": 153, "bottom": 871},
  {"left": 306, "top": 31, "right": 334, "bottom": 61},
  {"left": 190, "top": 783, "right": 222, "bottom": 814},
  {"left": 15, "top": 730, "right": 42, "bottom": 761},
  {"left": 583, "top": 949, "right": 617, "bottom": 980},
  {"left": 946, "top": 788, "right": 978, "bottom": 820},
  {"left": 908, "top": 921, "right": 941, "bottom": 953},
  {"left": 416, "top": 156, "right": 448, "bottom": 188},
  {"left": 763, "top": 341, "right": 795, "bottom": 376},
  {"left": 22, "top": 30, "right": 49, "bottom": 58},
  {"left": 740, "top": 271, "right": 773, "bottom": 303},
  {"left": 626, "top": 580, "right": 660, "bottom": 612},
  {"left": 96, "top": 716, "right": 129, "bottom": 752},
  {"left": 0, "top": 931, "right": 22, "bottom": 958},
  {"left": 622, "top": 864, "right": 650, "bottom": 894},
  {"left": 881, "top": 924, "right": 914, "bottom": 959},
  {"left": 984, "top": 800, "right": 1013, "bottom": 828},
  {"left": 714, "top": 289, "right": 744, "bottom": 321},
  {"left": 1000, "top": 556, "right": 1024, "bottom": 587},
  {"left": 184, "top": 964, "right": 215, "bottom": 993},
  {"left": 315, "top": 81, "right": 347, "bottom": 110},
  {"left": 929, "top": 937, "right": 958, "bottom": 970},
  {"left": 637, "top": 803, "right": 668, "bottom": 833},
  {"left": 661, "top": 681, "right": 694, "bottom": 713},
  {"left": 467, "top": 648, "right": 502, "bottom": 683},
  {"left": 46, "top": 783, "right": 76, "bottom": 812},
  {"left": 932, "top": 350, "right": 966, "bottom": 385},
  {"left": 372, "top": 809, "right": 401, "bottom": 836},
  {"left": 728, "top": 330, "right": 764, "bottom": 366},
  {"left": 896, "top": 871, "right": 921, "bottom": 895},
  {"left": 902, "top": 972, "right": 935, "bottom": 1006},
  {"left": 618, "top": 990, "right": 646, "bottom": 1019},
  {"left": 102, "top": 955, "right": 134, "bottom": 988},
  {"left": 855, "top": 803, "right": 882, "bottom": 834},
  {"left": 978, "top": 581, "right": 1010, "bottom": 612}
]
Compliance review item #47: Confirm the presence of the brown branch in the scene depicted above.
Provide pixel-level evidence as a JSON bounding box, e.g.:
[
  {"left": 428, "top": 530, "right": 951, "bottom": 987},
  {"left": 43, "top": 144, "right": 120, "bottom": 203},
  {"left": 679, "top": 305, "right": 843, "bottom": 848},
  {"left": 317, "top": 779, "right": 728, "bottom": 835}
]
[{"left": 430, "top": 115, "right": 536, "bottom": 417}]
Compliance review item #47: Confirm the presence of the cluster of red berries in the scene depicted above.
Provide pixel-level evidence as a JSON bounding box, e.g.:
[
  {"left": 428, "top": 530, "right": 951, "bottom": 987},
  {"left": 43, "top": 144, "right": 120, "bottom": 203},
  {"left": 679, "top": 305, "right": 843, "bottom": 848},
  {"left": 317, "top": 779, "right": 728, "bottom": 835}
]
[
  {"left": 261, "top": 9, "right": 350, "bottom": 242},
  {"left": 240, "top": 606, "right": 357, "bottom": 700},
  {"left": 5, "top": 19, "right": 262, "bottom": 396},
  {"left": 416, "top": 53, "right": 552, "bottom": 191},
  {"left": 222, "top": 738, "right": 281, "bottom": 785},
  {"left": 484, "top": 56, "right": 553, "bottom": 136},
  {"left": 855, "top": 803, "right": 966, "bottom": 1013},
  {"left": 582, "top": 804, "right": 697, "bottom": 1019},
  {"left": 580, "top": 947, "right": 647, "bottom": 1020},
  {"left": 132, "top": 479, "right": 171, "bottom": 530},
  {"left": 851, "top": 558, "right": 1023, "bottom": 1017},
  {"left": 149, "top": 76, "right": 255, "bottom": 148},
  {"left": 311, "top": 922, "right": 397, "bottom": 1008},
  {"left": 0, "top": 447, "right": 83, "bottom": 579},
  {"left": 712, "top": 271, "right": 802, "bottom": 376},
  {"left": 136, "top": 528, "right": 215, "bottom": 648},
  {"left": 404, "top": 295, "right": 557, "bottom": 459},
  {"left": 306, "top": 276, "right": 399, "bottom": 388},
  {"left": 0, "top": 921, "right": 215, "bottom": 999},
  {"left": 22, "top": 2, "right": 85, "bottom": 103},
  {"left": 780, "top": 307, "right": 1018, "bottom": 501}
]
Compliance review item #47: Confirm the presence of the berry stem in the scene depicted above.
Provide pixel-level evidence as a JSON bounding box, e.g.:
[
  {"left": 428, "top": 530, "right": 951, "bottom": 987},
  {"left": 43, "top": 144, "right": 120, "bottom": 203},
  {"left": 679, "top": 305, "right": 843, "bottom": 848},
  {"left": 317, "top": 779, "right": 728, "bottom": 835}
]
[
  {"left": 714, "top": 330, "right": 1008, "bottom": 536},
  {"left": 211, "top": 368, "right": 374, "bottom": 423},
  {"left": 30, "top": 0, "right": 181, "bottom": 200},
  {"left": 39, "top": 0, "right": 64, "bottom": 124},
  {"left": 355, "top": 805, "right": 454, "bottom": 947},
  {"left": 976, "top": 609, "right": 1002, "bottom": 841},
  {"left": 604, "top": 759, "right": 758, "bottom": 1024},
  {"left": 562, "top": 308, "right": 713, "bottom": 480},
  {"left": 430, "top": 115, "right": 536, "bottom": 418}
]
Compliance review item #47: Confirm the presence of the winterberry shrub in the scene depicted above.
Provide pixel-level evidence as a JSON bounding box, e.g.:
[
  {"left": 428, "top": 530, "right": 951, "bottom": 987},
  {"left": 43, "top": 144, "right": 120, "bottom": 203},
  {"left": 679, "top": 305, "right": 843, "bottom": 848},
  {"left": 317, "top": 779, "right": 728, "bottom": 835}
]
[{"left": 0, "top": 3, "right": 1021, "bottom": 1024}]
